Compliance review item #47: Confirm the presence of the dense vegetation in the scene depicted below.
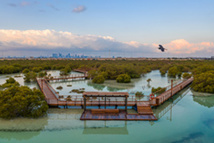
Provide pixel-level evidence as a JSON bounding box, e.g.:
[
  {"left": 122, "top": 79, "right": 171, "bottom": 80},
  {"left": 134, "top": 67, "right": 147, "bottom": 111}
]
[
  {"left": 24, "top": 71, "right": 37, "bottom": 82},
  {"left": 60, "top": 65, "right": 71, "bottom": 76},
  {"left": 116, "top": 74, "right": 131, "bottom": 83},
  {"left": 0, "top": 78, "right": 48, "bottom": 119},
  {"left": 92, "top": 75, "right": 105, "bottom": 84},
  {"left": 168, "top": 66, "right": 182, "bottom": 77},
  {"left": 191, "top": 65, "right": 214, "bottom": 93},
  {"left": 182, "top": 73, "right": 192, "bottom": 79},
  {"left": 0, "top": 59, "right": 213, "bottom": 93},
  {"left": 152, "top": 87, "right": 167, "bottom": 94}
]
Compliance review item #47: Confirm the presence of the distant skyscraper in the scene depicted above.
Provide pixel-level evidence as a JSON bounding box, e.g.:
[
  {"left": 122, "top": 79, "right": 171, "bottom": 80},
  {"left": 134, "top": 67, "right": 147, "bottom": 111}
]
[
  {"left": 52, "top": 53, "right": 58, "bottom": 58},
  {"left": 59, "top": 53, "right": 62, "bottom": 58},
  {"left": 51, "top": 52, "right": 98, "bottom": 59},
  {"left": 66, "top": 53, "right": 71, "bottom": 58}
]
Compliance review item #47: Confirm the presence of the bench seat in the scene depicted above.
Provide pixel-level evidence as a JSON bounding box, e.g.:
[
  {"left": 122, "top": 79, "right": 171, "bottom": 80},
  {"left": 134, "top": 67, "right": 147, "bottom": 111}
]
[{"left": 91, "top": 109, "right": 119, "bottom": 114}]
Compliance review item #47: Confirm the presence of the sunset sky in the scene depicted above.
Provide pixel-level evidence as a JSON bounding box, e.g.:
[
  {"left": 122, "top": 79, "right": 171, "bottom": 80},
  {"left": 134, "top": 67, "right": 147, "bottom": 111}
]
[{"left": 0, "top": 0, "right": 214, "bottom": 57}]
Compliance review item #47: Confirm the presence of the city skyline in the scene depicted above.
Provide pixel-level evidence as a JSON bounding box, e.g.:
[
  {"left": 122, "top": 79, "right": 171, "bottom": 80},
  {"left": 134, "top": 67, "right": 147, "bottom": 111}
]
[{"left": 0, "top": 0, "right": 214, "bottom": 57}]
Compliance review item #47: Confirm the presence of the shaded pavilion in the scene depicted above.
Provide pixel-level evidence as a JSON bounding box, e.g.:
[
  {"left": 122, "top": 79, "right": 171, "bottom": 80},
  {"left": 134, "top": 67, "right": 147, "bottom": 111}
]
[{"left": 82, "top": 92, "right": 129, "bottom": 112}]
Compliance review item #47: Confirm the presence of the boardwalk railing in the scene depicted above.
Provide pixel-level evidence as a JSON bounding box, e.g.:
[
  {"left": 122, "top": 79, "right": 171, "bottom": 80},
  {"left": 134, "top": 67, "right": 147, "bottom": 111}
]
[
  {"left": 150, "top": 77, "right": 193, "bottom": 106},
  {"left": 47, "top": 74, "right": 87, "bottom": 81}
]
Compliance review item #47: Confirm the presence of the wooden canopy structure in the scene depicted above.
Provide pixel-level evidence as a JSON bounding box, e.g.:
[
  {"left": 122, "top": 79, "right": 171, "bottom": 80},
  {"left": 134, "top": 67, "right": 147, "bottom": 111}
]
[{"left": 83, "top": 92, "right": 129, "bottom": 112}]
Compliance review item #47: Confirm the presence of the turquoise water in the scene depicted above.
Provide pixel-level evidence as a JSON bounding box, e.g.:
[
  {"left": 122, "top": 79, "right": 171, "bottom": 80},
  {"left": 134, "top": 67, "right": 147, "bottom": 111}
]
[
  {"left": 0, "top": 71, "right": 213, "bottom": 143},
  {"left": 50, "top": 70, "right": 178, "bottom": 101}
]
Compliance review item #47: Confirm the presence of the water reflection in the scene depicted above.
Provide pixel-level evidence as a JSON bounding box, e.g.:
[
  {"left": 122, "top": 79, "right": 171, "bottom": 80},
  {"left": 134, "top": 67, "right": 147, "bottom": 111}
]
[
  {"left": 107, "top": 86, "right": 124, "bottom": 92},
  {"left": 0, "top": 131, "right": 41, "bottom": 141},
  {"left": 103, "top": 80, "right": 135, "bottom": 91},
  {"left": 153, "top": 87, "right": 190, "bottom": 120},
  {"left": 147, "top": 83, "right": 151, "bottom": 89},
  {"left": 82, "top": 121, "right": 128, "bottom": 135},
  {"left": 0, "top": 118, "right": 48, "bottom": 132},
  {"left": 193, "top": 96, "right": 214, "bottom": 108},
  {"left": 0, "top": 117, "right": 48, "bottom": 140},
  {"left": 87, "top": 82, "right": 105, "bottom": 91}
]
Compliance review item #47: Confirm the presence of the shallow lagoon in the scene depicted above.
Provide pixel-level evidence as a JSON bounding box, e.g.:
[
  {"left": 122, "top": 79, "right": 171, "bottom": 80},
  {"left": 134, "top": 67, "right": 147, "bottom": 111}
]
[
  {"left": 50, "top": 70, "right": 178, "bottom": 101},
  {"left": 0, "top": 70, "right": 213, "bottom": 143}
]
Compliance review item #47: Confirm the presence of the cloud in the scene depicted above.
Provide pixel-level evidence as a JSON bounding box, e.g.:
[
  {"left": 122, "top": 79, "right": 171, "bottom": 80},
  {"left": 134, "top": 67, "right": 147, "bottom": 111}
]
[
  {"left": 163, "top": 39, "right": 214, "bottom": 55},
  {"left": 47, "top": 4, "right": 60, "bottom": 11},
  {"left": 0, "top": 29, "right": 213, "bottom": 57},
  {"left": 0, "top": 29, "right": 154, "bottom": 57},
  {"left": 8, "top": 3, "right": 17, "bottom": 7},
  {"left": 72, "top": 6, "right": 86, "bottom": 13}
]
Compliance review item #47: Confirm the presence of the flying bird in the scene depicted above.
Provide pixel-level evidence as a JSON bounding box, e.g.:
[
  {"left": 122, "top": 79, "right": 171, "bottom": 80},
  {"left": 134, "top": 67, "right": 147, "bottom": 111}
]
[{"left": 158, "top": 45, "right": 166, "bottom": 52}]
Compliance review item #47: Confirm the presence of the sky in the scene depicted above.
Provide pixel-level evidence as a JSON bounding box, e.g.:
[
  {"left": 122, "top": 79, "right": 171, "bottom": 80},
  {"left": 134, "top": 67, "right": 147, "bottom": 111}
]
[{"left": 0, "top": 0, "right": 214, "bottom": 57}]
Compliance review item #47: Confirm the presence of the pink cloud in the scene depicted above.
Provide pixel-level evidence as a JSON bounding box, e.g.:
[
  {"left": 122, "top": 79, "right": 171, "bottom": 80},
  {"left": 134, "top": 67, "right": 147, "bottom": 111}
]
[{"left": 163, "top": 39, "right": 214, "bottom": 54}]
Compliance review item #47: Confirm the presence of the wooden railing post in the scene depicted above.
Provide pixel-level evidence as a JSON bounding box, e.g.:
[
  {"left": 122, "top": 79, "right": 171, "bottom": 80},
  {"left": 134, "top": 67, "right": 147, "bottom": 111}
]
[
  {"left": 75, "top": 96, "right": 77, "bottom": 106},
  {"left": 105, "top": 96, "right": 106, "bottom": 109},
  {"left": 83, "top": 96, "right": 86, "bottom": 112},
  {"left": 41, "top": 79, "right": 43, "bottom": 91},
  {"left": 171, "top": 80, "right": 173, "bottom": 98},
  {"left": 125, "top": 96, "right": 128, "bottom": 113}
]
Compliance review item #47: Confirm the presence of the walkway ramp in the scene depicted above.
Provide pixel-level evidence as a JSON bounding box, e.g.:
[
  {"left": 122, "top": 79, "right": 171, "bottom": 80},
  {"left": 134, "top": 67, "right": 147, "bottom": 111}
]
[{"left": 137, "top": 102, "right": 154, "bottom": 115}]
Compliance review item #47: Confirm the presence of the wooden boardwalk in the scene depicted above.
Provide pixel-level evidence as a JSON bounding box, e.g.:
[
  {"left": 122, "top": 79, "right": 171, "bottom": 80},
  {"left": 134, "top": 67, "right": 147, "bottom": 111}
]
[
  {"left": 47, "top": 75, "right": 87, "bottom": 81},
  {"left": 73, "top": 69, "right": 88, "bottom": 75},
  {"left": 36, "top": 78, "right": 58, "bottom": 105},
  {"left": 46, "top": 69, "right": 88, "bottom": 81},
  {"left": 149, "top": 77, "right": 194, "bottom": 106},
  {"left": 36, "top": 76, "right": 193, "bottom": 121}
]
